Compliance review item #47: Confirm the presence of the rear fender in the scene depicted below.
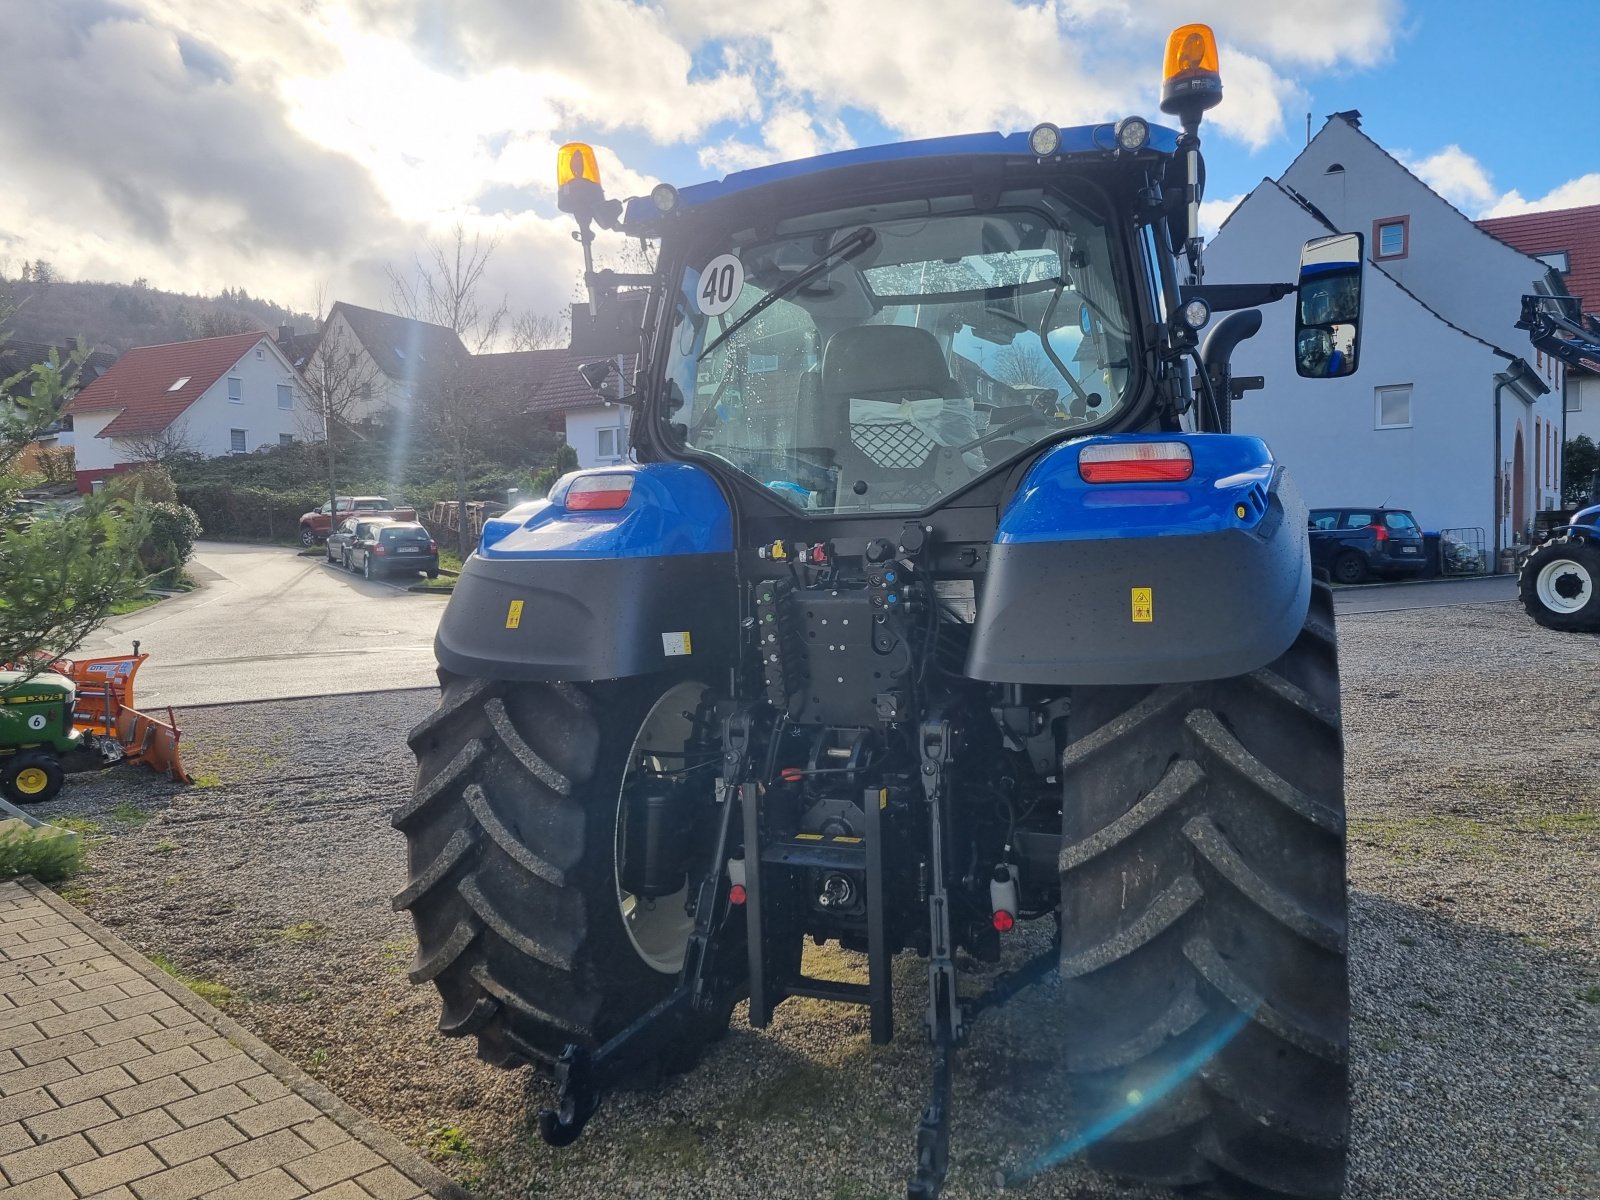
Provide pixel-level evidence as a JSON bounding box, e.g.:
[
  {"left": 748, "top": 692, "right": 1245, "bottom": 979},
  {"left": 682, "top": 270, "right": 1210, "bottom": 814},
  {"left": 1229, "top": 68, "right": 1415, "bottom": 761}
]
[
  {"left": 966, "top": 434, "right": 1311, "bottom": 685},
  {"left": 435, "top": 464, "right": 737, "bottom": 682}
]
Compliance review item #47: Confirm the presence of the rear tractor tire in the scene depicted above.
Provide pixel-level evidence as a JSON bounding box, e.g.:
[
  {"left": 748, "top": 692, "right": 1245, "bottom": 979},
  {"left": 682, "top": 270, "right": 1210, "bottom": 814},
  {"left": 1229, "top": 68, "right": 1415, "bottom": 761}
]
[
  {"left": 1059, "top": 582, "right": 1349, "bottom": 1200},
  {"left": 395, "top": 673, "right": 735, "bottom": 1072},
  {"left": 1519, "top": 536, "right": 1600, "bottom": 632}
]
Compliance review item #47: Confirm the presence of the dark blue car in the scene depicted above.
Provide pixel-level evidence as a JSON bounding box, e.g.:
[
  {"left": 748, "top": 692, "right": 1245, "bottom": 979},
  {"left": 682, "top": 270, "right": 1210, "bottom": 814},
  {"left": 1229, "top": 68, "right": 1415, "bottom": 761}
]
[{"left": 1308, "top": 507, "right": 1427, "bottom": 584}]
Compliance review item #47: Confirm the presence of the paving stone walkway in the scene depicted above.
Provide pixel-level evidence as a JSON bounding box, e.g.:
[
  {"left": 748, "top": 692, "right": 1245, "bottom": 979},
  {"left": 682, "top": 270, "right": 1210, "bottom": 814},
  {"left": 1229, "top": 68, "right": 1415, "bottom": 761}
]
[{"left": 0, "top": 879, "right": 467, "bottom": 1200}]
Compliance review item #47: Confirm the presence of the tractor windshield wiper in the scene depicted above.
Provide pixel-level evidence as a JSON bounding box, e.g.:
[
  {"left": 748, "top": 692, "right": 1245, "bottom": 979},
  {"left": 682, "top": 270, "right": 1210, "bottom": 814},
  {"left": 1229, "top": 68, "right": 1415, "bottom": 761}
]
[{"left": 697, "top": 226, "right": 877, "bottom": 361}]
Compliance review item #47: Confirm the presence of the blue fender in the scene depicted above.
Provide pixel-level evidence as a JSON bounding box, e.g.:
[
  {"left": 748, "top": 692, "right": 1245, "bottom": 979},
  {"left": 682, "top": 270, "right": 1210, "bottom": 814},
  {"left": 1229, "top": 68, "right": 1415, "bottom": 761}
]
[
  {"left": 437, "top": 464, "right": 737, "bottom": 682},
  {"left": 967, "top": 434, "right": 1313, "bottom": 685}
]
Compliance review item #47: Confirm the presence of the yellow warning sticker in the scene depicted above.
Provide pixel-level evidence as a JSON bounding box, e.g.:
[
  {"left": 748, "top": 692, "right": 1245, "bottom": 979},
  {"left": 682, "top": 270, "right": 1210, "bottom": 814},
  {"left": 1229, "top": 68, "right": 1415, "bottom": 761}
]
[
  {"left": 1131, "top": 587, "right": 1154, "bottom": 623},
  {"left": 794, "top": 832, "right": 823, "bottom": 841},
  {"left": 505, "top": 600, "right": 524, "bottom": 629}
]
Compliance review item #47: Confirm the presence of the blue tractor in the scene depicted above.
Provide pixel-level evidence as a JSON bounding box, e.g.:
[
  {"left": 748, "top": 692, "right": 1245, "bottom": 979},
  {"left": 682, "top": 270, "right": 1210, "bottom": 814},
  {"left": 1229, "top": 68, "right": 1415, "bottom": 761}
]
[
  {"left": 397, "top": 25, "right": 1365, "bottom": 1200},
  {"left": 1516, "top": 294, "right": 1600, "bottom": 631}
]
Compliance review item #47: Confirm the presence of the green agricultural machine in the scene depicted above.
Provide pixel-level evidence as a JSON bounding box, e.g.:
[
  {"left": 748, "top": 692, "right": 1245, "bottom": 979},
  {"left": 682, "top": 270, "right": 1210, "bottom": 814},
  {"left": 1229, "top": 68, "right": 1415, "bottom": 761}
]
[
  {"left": 397, "top": 23, "right": 1367, "bottom": 1199},
  {"left": 0, "top": 671, "right": 79, "bottom": 804}
]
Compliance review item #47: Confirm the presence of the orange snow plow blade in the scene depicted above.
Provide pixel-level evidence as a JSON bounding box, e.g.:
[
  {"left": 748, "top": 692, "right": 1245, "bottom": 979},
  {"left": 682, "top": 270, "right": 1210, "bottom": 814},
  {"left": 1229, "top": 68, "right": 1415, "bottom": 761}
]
[
  {"left": 51, "top": 653, "right": 192, "bottom": 785},
  {"left": 112, "top": 705, "right": 192, "bottom": 785}
]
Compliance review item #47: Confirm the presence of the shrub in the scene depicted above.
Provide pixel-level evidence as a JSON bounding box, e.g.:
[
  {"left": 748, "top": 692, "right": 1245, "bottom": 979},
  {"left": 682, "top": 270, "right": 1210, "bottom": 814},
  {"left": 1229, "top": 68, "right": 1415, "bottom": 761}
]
[
  {"left": 177, "top": 482, "right": 323, "bottom": 542},
  {"left": 141, "top": 500, "right": 202, "bottom": 573},
  {"left": 0, "top": 822, "right": 84, "bottom": 883},
  {"left": 35, "top": 446, "right": 75, "bottom": 484}
]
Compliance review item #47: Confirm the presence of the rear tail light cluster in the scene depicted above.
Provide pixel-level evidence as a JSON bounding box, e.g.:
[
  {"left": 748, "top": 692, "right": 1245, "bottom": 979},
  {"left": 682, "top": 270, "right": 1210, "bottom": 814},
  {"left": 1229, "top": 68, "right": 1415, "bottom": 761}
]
[
  {"left": 565, "top": 474, "right": 635, "bottom": 511},
  {"left": 1369, "top": 524, "right": 1389, "bottom": 543},
  {"left": 1078, "top": 441, "right": 1194, "bottom": 483}
]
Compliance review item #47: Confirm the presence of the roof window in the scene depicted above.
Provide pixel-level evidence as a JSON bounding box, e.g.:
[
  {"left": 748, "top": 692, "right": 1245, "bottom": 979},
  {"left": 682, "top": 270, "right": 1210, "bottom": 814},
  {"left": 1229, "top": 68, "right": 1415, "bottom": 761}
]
[{"left": 167, "top": 376, "right": 191, "bottom": 391}]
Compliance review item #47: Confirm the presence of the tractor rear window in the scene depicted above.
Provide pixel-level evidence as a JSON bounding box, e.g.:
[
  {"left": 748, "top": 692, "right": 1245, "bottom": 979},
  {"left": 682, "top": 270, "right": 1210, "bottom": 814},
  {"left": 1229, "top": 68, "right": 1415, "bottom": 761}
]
[{"left": 664, "top": 195, "right": 1135, "bottom": 514}]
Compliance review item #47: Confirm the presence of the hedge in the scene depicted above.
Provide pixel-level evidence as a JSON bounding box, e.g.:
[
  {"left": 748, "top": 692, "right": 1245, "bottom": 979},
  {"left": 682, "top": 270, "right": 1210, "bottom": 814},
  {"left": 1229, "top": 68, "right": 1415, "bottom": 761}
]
[{"left": 177, "top": 483, "right": 324, "bottom": 542}]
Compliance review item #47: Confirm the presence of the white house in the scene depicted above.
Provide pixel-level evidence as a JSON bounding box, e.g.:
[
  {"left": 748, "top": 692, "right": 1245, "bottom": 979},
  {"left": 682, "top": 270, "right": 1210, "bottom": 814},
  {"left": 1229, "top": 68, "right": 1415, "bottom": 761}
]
[
  {"left": 279, "top": 302, "right": 469, "bottom": 431},
  {"left": 1205, "top": 113, "right": 1568, "bottom": 559},
  {"left": 62, "top": 331, "right": 302, "bottom": 492}
]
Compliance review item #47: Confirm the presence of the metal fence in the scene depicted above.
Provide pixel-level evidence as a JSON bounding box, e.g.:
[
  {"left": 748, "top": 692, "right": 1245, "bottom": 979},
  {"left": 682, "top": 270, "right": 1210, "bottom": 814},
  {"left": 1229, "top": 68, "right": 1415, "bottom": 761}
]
[{"left": 1437, "top": 527, "right": 1487, "bottom": 576}]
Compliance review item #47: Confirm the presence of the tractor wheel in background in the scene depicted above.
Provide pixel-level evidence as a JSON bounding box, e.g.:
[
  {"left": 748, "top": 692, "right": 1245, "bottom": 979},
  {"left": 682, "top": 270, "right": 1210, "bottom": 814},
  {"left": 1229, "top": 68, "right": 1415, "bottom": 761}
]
[
  {"left": 1331, "top": 551, "right": 1365, "bottom": 585},
  {"left": 1059, "top": 582, "right": 1348, "bottom": 1200},
  {"left": 2, "top": 752, "right": 66, "bottom": 805},
  {"left": 395, "top": 673, "right": 738, "bottom": 1073},
  {"left": 1519, "top": 537, "right": 1600, "bottom": 632}
]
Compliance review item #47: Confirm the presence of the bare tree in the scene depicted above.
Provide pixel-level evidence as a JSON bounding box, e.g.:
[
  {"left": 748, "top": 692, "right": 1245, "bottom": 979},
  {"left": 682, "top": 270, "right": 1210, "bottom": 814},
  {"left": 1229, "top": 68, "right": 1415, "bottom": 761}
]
[
  {"left": 386, "top": 227, "right": 515, "bottom": 549},
  {"left": 993, "top": 343, "right": 1058, "bottom": 390},
  {"left": 386, "top": 225, "right": 509, "bottom": 353},
  {"left": 120, "top": 419, "right": 198, "bottom": 465},
  {"left": 298, "top": 313, "right": 386, "bottom": 532},
  {"left": 509, "top": 310, "right": 568, "bottom": 351}
]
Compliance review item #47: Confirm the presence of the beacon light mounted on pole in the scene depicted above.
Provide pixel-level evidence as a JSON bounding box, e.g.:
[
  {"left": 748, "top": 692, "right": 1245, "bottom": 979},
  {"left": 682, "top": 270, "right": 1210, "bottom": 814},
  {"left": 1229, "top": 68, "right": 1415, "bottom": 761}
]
[
  {"left": 1159, "top": 23, "right": 1222, "bottom": 284},
  {"left": 556, "top": 143, "right": 650, "bottom": 358}
]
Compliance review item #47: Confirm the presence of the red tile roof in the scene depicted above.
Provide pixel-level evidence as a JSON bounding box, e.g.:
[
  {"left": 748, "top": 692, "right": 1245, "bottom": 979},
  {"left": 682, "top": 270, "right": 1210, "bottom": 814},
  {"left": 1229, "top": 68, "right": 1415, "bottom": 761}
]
[
  {"left": 62, "top": 332, "right": 270, "bottom": 438},
  {"left": 1476, "top": 203, "right": 1600, "bottom": 317}
]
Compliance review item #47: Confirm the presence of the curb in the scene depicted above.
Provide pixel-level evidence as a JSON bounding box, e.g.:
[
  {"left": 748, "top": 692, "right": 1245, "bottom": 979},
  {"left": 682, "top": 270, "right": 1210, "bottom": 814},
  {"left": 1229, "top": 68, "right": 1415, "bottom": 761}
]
[
  {"left": 18, "top": 877, "right": 474, "bottom": 1200},
  {"left": 1334, "top": 572, "right": 1512, "bottom": 592}
]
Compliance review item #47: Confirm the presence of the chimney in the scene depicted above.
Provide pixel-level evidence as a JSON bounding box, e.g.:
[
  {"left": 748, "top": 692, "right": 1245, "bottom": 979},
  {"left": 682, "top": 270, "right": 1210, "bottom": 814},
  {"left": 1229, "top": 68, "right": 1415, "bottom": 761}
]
[{"left": 278, "top": 324, "right": 294, "bottom": 344}]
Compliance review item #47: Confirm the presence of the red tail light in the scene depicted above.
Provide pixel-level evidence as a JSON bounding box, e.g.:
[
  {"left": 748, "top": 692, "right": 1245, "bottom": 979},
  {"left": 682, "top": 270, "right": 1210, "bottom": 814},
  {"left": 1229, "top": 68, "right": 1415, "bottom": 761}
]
[
  {"left": 1369, "top": 524, "right": 1388, "bottom": 543},
  {"left": 1079, "top": 441, "right": 1194, "bottom": 483},
  {"left": 565, "top": 474, "right": 635, "bottom": 511},
  {"left": 373, "top": 544, "right": 386, "bottom": 555},
  {"left": 428, "top": 540, "right": 437, "bottom": 553}
]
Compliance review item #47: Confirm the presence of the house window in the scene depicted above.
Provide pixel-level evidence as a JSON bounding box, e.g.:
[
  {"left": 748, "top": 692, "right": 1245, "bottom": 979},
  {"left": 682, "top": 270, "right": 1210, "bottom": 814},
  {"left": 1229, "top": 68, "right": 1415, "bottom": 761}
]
[
  {"left": 230, "top": 428, "right": 247, "bottom": 454},
  {"left": 597, "top": 427, "right": 620, "bottom": 459},
  {"left": 1324, "top": 163, "right": 1344, "bottom": 173},
  {"left": 1569, "top": 387, "right": 1582, "bottom": 412},
  {"left": 1536, "top": 250, "right": 1569, "bottom": 274},
  {"left": 277, "top": 384, "right": 293, "bottom": 410},
  {"left": 228, "top": 376, "right": 242, "bottom": 403},
  {"left": 280, "top": 433, "right": 294, "bottom": 447},
  {"left": 1375, "top": 385, "right": 1412, "bottom": 429},
  {"left": 1373, "top": 216, "right": 1409, "bottom": 260},
  {"left": 255, "top": 348, "right": 265, "bottom": 360}
]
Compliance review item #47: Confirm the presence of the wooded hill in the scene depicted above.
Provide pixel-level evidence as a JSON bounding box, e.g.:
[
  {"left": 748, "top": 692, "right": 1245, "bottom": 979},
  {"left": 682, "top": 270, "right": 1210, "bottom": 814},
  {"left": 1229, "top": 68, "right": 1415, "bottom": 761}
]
[{"left": 1, "top": 277, "right": 312, "bottom": 353}]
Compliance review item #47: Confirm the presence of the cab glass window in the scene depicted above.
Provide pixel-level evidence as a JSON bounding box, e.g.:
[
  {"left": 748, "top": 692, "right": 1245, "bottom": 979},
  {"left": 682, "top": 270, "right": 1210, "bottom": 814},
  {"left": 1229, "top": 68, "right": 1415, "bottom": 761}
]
[
  {"left": 1340, "top": 512, "right": 1375, "bottom": 529},
  {"left": 664, "top": 192, "right": 1137, "bottom": 513}
]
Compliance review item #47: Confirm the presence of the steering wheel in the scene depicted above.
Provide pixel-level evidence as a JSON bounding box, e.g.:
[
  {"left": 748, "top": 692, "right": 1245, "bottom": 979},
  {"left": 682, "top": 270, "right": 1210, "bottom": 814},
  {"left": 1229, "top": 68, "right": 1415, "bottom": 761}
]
[{"left": 957, "top": 412, "right": 1058, "bottom": 455}]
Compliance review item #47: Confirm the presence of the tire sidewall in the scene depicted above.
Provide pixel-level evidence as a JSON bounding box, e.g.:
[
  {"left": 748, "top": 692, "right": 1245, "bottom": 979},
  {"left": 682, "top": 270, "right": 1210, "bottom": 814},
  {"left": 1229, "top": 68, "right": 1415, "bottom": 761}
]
[
  {"left": 1333, "top": 551, "right": 1365, "bottom": 585},
  {"left": 1520, "top": 538, "right": 1600, "bottom": 631}
]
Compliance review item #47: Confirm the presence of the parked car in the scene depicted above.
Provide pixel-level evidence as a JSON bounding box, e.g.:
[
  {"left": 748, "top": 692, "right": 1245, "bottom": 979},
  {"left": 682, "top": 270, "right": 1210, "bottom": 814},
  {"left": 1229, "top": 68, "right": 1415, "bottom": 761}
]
[
  {"left": 1308, "top": 506, "right": 1427, "bottom": 583},
  {"left": 326, "top": 517, "right": 393, "bottom": 569},
  {"left": 348, "top": 521, "right": 439, "bottom": 581},
  {"left": 298, "top": 496, "right": 418, "bottom": 545}
]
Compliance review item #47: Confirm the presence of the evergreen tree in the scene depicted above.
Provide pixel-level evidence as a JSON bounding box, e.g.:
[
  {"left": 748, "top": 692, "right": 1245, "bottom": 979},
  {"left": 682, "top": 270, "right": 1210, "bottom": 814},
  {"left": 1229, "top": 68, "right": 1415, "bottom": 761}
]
[{"left": 1, "top": 288, "right": 148, "bottom": 687}]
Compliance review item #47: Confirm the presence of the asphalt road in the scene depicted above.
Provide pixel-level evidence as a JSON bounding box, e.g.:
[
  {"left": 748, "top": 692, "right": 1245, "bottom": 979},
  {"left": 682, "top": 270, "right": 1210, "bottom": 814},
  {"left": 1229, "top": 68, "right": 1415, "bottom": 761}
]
[
  {"left": 80, "top": 543, "right": 1521, "bottom": 708},
  {"left": 86, "top": 541, "right": 445, "bottom": 708}
]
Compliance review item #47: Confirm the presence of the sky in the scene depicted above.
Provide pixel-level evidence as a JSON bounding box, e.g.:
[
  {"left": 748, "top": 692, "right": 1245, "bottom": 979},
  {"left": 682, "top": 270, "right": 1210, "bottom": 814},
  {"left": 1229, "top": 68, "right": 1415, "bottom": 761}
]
[{"left": 1, "top": 0, "right": 1595, "bottom": 338}]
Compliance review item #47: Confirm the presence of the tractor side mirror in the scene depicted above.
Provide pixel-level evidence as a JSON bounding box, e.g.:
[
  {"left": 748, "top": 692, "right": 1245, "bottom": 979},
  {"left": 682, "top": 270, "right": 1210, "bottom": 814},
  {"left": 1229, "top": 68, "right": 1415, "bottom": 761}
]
[
  {"left": 577, "top": 358, "right": 621, "bottom": 401},
  {"left": 1294, "top": 232, "right": 1364, "bottom": 379}
]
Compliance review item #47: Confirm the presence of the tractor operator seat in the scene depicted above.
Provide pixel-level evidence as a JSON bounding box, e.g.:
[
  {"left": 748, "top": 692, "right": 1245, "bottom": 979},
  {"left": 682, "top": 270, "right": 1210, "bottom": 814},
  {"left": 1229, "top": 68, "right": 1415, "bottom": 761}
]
[{"left": 805, "top": 324, "right": 963, "bottom": 508}]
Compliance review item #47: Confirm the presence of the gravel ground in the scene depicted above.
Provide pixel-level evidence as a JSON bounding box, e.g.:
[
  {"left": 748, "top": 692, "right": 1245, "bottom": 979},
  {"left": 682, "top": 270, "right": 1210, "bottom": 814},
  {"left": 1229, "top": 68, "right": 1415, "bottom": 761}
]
[{"left": 32, "top": 600, "right": 1599, "bottom": 1200}]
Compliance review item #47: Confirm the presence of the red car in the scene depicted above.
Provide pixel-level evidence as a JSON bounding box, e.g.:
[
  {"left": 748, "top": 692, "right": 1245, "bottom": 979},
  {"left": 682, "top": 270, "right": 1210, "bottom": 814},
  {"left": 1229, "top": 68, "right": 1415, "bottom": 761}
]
[{"left": 298, "top": 496, "right": 416, "bottom": 545}]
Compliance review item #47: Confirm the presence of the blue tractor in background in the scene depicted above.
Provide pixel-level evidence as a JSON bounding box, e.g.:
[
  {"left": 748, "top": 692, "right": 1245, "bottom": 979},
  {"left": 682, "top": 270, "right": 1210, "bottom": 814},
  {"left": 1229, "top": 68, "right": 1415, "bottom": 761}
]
[
  {"left": 1517, "top": 294, "right": 1600, "bottom": 632},
  {"left": 396, "top": 25, "right": 1366, "bottom": 1200}
]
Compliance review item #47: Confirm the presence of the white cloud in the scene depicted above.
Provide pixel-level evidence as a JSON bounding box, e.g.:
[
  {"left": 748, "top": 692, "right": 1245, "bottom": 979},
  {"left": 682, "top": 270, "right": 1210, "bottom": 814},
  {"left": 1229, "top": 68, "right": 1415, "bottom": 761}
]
[
  {"left": 1199, "top": 193, "right": 1247, "bottom": 240},
  {"left": 1400, "top": 144, "right": 1600, "bottom": 220},
  {"left": 699, "top": 108, "right": 855, "bottom": 176},
  {"left": 1481, "top": 174, "right": 1600, "bottom": 219},
  {"left": 1208, "top": 46, "right": 1301, "bottom": 151},
  {"left": 1400, "top": 144, "right": 1499, "bottom": 212}
]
